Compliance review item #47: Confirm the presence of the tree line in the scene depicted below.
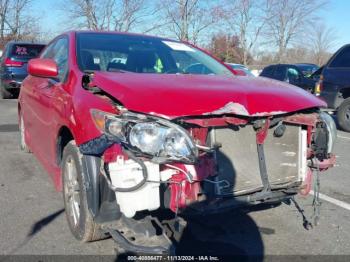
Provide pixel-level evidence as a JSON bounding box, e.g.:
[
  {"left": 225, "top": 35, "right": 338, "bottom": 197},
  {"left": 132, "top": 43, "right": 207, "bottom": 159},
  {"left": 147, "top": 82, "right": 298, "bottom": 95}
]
[{"left": 0, "top": 0, "right": 337, "bottom": 66}]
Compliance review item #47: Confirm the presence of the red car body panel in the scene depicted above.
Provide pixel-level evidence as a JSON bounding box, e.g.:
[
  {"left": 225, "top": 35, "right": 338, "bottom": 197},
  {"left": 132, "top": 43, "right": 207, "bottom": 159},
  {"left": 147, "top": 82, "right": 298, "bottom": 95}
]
[
  {"left": 19, "top": 31, "right": 327, "bottom": 192},
  {"left": 90, "top": 71, "right": 326, "bottom": 119}
]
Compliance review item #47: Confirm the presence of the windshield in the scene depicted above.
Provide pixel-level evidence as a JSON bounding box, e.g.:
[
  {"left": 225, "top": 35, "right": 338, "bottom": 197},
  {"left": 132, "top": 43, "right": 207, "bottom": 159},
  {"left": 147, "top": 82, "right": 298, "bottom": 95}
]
[
  {"left": 295, "top": 64, "right": 319, "bottom": 77},
  {"left": 10, "top": 44, "right": 45, "bottom": 59},
  {"left": 76, "top": 33, "right": 232, "bottom": 76}
]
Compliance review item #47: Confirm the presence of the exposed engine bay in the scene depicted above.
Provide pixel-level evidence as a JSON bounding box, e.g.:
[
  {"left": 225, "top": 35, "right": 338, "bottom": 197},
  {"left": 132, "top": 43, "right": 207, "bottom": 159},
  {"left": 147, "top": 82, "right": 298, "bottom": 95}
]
[{"left": 79, "top": 107, "right": 336, "bottom": 219}]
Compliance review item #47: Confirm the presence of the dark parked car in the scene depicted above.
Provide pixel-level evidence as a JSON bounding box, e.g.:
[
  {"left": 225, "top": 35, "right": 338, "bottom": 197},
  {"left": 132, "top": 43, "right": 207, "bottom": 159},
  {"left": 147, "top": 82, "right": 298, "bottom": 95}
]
[
  {"left": 0, "top": 41, "right": 45, "bottom": 98},
  {"left": 315, "top": 44, "right": 350, "bottom": 132},
  {"left": 260, "top": 64, "right": 319, "bottom": 92},
  {"left": 310, "top": 65, "right": 324, "bottom": 81}
]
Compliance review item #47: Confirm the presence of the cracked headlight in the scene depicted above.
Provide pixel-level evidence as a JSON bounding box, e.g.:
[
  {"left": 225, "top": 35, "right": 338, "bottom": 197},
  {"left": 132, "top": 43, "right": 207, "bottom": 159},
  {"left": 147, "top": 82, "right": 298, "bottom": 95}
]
[
  {"left": 129, "top": 122, "right": 196, "bottom": 161},
  {"left": 91, "top": 109, "right": 197, "bottom": 162}
]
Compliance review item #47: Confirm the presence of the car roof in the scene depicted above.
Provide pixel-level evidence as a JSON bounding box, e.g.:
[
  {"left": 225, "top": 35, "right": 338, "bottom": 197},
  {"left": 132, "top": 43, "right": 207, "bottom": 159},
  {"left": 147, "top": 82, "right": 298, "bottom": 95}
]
[
  {"left": 7, "top": 41, "right": 46, "bottom": 46},
  {"left": 264, "top": 64, "right": 292, "bottom": 67},
  {"left": 293, "top": 63, "right": 318, "bottom": 67},
  {"left": 71, "top": 30, "right": 178, "bottom": 43},
  {"left": 266, "top": 63, "right": 317, "bottom": 66}
]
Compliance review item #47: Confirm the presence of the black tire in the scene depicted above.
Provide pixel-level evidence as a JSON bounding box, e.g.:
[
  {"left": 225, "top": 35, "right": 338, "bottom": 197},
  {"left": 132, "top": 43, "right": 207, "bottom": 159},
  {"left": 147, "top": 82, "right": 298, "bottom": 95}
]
[
  {"left": 337, "top": 98, "right": 350, "bottom": 132},
  {"left": 19, "top": 112, "right": 31, "bottom": 153},
  {"left": 0, "top": 86, "right": 12, "bottom": 99},
  {"left": 62, "top": 141, "right": 105, "bottom": 242}
]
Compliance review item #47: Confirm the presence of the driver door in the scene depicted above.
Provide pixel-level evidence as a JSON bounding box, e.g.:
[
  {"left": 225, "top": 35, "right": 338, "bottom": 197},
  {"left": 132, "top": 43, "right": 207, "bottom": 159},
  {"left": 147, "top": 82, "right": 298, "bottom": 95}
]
[{"left": 28, "top": 37, "right": 69, "bottom": 168}]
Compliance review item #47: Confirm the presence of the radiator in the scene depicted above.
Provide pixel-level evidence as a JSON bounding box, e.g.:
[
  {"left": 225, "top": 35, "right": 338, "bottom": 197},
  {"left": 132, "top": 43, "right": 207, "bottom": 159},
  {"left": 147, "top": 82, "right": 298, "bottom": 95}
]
[{"left": 209, "top": 124, "right": 307, "bottom": 195}]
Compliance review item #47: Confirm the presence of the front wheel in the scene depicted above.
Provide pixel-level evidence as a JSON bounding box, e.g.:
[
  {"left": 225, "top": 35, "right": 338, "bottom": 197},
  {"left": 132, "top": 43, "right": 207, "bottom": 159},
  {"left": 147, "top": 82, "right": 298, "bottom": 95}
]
[
  {"left": 337, "top": 98, "right": 350, "bottom": 132},
  {"left": 62, "top": 141, "right": 105, "bottom": 242}
]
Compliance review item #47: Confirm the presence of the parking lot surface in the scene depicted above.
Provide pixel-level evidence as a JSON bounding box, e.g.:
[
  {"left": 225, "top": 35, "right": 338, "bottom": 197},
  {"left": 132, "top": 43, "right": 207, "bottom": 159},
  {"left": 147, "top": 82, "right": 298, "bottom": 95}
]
[{"left": 0, "top": 99, "right": 350, "bottom": 257}]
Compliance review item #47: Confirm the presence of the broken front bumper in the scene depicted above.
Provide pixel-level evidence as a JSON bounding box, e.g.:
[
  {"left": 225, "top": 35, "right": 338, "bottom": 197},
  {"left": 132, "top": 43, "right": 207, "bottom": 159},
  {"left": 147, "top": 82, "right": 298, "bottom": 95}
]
[{"left": 185, "top": 183, "right": 301, "bottom": 215}]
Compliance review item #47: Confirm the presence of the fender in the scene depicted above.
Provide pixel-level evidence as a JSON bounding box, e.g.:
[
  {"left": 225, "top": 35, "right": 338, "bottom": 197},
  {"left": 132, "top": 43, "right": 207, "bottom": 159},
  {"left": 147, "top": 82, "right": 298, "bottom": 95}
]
[
  {"left": 82, "top": 155, "right": 121, "bottom": 223},
  {"left": 81, "top": 155, "right": 100, "bottom": 217}
]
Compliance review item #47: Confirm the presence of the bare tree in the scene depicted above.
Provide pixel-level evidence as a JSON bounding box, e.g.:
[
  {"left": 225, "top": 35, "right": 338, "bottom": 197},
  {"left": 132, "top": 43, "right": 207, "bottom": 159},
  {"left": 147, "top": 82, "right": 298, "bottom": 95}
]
[
  {"left": 0, "top": 0, "right": 42, "bottom": 46},
  {"left": 265, "top": 0, "right": 325, "bottom": 62},
  {"left": 6, "top": 0, "right": 31, "bottom": 40},
  {"left": 0, "top": 0, "right": 10, "bottom": 41},
  {"left": 157, "top": 0, "right": 222, "bottom": 44},
  {"left": 311, "top": 23, "right": 337, "bottom": 65},
  {"left": 224, "top": 0, "right": 272, "bottom": 65},
  {"left": 113, "top": 0, "right": 147, "bottom": 31},
  {"left": 63, "top": 0, "right": 151, "bottom": 32}
]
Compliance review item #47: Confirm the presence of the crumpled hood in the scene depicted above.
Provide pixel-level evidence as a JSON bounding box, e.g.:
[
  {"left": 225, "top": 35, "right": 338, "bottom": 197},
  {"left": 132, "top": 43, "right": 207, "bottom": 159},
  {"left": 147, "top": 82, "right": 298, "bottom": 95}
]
[{"left": 91, "top": 72, "right": 326, "bottom": 119}]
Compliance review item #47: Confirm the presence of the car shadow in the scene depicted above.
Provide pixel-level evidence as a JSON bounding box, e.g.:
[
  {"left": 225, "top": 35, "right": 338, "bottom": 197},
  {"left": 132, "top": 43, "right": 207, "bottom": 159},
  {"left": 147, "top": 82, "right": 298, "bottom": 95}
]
[
  {"left": 116, "top": 206, "right": 266, "bottom": 262},
  {"left": 176, "top": 210, "right": 265, "bottom": 260}
]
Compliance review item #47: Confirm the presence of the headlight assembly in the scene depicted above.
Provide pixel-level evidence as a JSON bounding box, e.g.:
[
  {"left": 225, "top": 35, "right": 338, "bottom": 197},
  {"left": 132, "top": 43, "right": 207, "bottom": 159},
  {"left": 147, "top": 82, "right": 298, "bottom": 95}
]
[
  {"left": 129, "top": 123, "right": 168, "bottom": 155},
  {"left": 90, "top": 109, "right": 197, "bottom": 163},
  {"left": 129, "top": 122, "right": 196, "bottom": 161}
]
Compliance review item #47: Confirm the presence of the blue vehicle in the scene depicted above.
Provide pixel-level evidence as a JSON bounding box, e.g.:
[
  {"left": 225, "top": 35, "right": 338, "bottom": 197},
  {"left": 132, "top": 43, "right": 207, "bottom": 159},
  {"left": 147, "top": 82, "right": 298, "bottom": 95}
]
[
  {"left": 260, "top": 63, "right": 319, "bottom": 93},
  {"left": 0, "top": 41, "right": 45, "bottom": 98},
  {"left": 315, "top": 44, "right": 350, "bottom": 132}
]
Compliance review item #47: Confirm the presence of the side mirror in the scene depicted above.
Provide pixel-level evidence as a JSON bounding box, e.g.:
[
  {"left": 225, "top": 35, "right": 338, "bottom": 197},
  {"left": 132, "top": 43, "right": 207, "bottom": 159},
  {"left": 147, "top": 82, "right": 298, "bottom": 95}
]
[{"left": 28, "top": 58, "right": 58, "bottom": 78}]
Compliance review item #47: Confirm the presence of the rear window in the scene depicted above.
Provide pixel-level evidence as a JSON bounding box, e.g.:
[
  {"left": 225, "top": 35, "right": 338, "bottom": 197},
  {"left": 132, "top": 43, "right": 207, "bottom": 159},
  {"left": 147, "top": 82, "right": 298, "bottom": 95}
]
[
  {"left": 273, "top": 66, "right": 286, "bottom": 80},
  {"left": 329, "top": 46, "right": 350, "bottom": 68},
  {"left": 260, "top": 66, "right": 274, "bottom": 76},
  {"left": 10, "top": 44, "right": 45, "bottom": 59}
]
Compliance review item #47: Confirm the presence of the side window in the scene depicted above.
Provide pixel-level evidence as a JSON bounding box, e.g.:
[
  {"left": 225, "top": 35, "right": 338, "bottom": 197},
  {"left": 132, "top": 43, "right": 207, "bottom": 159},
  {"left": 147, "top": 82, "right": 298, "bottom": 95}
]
[
  {"left": 52, "top": 38, "right": 68, "bottom": 81},
  {"left": 329, "top": 46, "right": 350, "bottom": 68},
  {"left": 287, "top": 67, "right": 300, "bottom": 81},
  {"left": 41, "top": 38, "right": 69, "bottom": 82},
  {"left": 260, "top": 66, "right": 274, "bottom": 77},
  {"left": 40, "top": 42, "right": 56, "bottom": 59},
  {"left": 273, "top": 66, "right": 286, "bottom": 81}
]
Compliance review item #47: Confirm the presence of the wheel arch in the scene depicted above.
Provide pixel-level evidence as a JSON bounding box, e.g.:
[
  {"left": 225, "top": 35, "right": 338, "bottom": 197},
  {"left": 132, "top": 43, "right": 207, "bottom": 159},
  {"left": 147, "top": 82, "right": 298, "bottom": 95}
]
[
  {"left": 340, "top": 87, "right": 350, "bottom": 100},
  {"left": 58, "top": 128, "right": 120, "bottom": 223},
  {"left": 56, "top": 126, "right": 75, "bottom": 166}
]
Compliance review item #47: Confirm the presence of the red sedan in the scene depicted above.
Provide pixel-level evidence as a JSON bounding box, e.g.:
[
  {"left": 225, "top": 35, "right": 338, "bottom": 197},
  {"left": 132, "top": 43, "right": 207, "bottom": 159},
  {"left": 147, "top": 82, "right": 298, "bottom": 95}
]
[{"left": 19, "top": 31, "right": 336, "bottom": 253}]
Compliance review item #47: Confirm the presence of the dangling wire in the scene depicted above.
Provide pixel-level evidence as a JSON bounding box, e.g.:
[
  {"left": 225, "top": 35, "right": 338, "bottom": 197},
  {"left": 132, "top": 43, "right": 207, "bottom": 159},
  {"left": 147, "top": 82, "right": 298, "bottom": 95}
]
[
  {"left": 291, "top": 196, "right": 313, "bottom": 230},
  {"left": 312, "top": 158, "right": 322, "bottom": 226}
]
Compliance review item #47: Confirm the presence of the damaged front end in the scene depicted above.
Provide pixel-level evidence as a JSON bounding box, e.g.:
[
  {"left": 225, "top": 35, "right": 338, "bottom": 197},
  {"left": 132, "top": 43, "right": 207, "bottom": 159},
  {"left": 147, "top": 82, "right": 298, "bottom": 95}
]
[{"left": 79, "top": 105, "right": 336, "bottom": 219}]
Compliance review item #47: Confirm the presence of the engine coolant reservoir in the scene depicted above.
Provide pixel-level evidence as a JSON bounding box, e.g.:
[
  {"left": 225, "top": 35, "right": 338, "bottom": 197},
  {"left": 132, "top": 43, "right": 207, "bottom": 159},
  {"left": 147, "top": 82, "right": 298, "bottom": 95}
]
[{"left": 108, "top": 156, "right": 160, "bottom": 217}]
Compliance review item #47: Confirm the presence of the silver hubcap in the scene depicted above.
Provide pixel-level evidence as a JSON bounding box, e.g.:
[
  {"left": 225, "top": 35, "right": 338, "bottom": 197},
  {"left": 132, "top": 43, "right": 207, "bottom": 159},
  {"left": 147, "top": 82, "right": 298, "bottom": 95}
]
[{"left": 64, "top": 156, "right": 81, "bottom": 227}]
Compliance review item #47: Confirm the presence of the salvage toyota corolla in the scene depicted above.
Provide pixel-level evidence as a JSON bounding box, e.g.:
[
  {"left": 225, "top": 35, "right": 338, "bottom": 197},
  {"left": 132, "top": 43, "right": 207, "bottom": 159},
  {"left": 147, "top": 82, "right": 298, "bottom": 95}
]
[{"left": 18, "top": 31, "right": 336, "bottom": 253}]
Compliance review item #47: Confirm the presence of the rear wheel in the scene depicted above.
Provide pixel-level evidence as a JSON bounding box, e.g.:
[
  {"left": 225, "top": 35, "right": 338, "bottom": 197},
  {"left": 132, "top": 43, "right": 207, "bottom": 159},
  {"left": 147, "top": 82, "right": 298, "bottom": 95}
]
[
  {"left": 19, "top": 113, "right": 31, "bottom": 153},
  {"left": 337, "top": 98, "right": 350, "bottom": 132},
  {"left": 62, "top": 141, "right": 105, "bottom": 242}
]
